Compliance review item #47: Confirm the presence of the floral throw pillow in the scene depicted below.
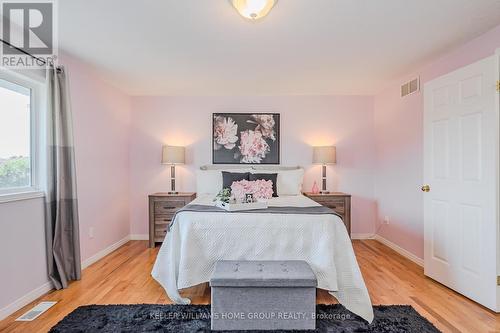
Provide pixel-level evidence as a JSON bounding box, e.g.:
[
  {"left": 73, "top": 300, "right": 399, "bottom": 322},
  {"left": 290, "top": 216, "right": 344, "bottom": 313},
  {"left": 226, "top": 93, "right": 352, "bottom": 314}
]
[{"left": 230, "top": 179, "right": 274, "bottom": 202}]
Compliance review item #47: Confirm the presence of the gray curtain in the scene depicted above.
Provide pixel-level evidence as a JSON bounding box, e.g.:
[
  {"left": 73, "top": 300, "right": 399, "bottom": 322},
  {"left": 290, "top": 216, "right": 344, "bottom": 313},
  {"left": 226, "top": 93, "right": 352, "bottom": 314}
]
[{"left": 44, "top": 64, "right": 81, "bottom": 289}]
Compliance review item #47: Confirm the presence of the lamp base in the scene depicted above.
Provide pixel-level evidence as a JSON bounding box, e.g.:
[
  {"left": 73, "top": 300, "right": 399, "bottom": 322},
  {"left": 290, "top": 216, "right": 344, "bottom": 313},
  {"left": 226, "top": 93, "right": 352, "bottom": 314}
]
[
  {"left": 168, "top": 191, "right": 179, "bottom": 195},
  {"left": 319, "top": 190, "right": 330, "bottom": 195}
]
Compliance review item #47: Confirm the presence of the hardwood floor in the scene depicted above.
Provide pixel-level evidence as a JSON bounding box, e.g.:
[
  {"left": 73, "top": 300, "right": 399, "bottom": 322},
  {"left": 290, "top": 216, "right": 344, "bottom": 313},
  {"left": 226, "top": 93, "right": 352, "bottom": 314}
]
[{"left": 0, "top": 240, "right": 499, "bottom": 332}]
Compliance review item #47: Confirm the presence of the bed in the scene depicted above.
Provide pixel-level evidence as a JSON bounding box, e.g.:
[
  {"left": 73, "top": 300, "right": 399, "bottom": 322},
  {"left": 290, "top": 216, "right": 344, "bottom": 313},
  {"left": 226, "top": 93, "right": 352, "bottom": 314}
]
[{"left": 151, "top": 168, "right": 374, "bottom": 323}]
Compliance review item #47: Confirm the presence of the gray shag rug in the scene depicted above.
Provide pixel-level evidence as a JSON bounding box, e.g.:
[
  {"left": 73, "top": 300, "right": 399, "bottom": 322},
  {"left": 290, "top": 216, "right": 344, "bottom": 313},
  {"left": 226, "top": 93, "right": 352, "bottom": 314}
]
[{"left": 49, "top": 304, "right": 441, "bottom": 332}]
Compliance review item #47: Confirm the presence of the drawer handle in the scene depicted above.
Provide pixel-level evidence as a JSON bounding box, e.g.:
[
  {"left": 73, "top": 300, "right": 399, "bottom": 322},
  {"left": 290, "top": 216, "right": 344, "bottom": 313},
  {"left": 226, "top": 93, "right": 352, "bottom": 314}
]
[{"left": 162, "top": 206, "right": 176, "bottom": 210}]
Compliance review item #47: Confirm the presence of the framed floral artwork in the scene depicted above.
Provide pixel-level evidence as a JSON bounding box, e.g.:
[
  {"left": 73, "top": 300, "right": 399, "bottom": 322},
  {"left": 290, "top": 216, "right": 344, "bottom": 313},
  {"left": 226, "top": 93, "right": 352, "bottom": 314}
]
[{"left": 212, "top": 113, "right": 280, "bottom": 164}]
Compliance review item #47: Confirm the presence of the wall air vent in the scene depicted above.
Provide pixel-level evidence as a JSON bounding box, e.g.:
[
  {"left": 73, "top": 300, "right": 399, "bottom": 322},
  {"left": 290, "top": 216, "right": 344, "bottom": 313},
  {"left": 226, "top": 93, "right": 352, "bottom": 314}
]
[{"left": 401, "top": 77, "right": 420, "bottom": 97}]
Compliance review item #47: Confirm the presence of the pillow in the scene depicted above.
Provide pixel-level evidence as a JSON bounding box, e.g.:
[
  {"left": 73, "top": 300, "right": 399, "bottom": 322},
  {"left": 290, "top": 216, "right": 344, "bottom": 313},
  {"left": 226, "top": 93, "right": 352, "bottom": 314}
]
[
  {"left": 249, "top": 173, "right": 278, "bottom": 197},
  {"left": 231, "top": 179, "right": 274, "bottom": 201},
  {"left": 251, "top": 168, "right": 304, "bottom": 196},
  {"left": 196, "top": 168, "right": 253, "bottom": 194},
  {"left": 196, "top": 170, "right": 223, "bottom": 195},
  {"left": 222, "top": 171, "right": 250, "bottom": 190}
]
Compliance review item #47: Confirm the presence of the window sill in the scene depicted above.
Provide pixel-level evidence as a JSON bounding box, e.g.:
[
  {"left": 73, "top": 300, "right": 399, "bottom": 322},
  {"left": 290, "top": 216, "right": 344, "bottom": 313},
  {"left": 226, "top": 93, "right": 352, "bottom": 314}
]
[{"left": 0, "top": 190, "right": 45, "bottom": 204}]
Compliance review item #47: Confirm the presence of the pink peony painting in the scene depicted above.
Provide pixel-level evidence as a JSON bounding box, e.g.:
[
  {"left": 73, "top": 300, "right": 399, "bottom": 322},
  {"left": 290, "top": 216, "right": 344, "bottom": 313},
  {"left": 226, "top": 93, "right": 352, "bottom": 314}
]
[{"left": 212, "top": 113, "right": 280, "bottom": 164}]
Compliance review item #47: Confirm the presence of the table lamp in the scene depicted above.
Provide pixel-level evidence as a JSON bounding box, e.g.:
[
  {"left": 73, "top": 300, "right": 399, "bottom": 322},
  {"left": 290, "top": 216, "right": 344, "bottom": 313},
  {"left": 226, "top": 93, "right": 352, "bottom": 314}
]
[
  {"left": 313, "top": 146, "right": 337, "bottom": 194},
  {"left": 162, "top": 145, "right": 185, "bottom": 194}
]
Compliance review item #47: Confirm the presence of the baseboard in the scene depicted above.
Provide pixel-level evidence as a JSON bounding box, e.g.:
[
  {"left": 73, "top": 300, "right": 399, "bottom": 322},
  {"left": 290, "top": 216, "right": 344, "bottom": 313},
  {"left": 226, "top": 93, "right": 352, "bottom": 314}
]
[
  {"left": 81, "top": 235, "right": 131, "bottom": 269},
  {"left": 351, "top": 233, "right": 375, "bottom": 240},
  {"left": 0, "top": 235, "right": 132, "bottom": 321},
  {"left": 374, "top": 234, "right": 424, "bottom": 267},
  {"left": 0, "top": 281, "right": 53, "bottom": 321},
  {"left": 130, "top": 234, "right": 149, "bottom": 240}
]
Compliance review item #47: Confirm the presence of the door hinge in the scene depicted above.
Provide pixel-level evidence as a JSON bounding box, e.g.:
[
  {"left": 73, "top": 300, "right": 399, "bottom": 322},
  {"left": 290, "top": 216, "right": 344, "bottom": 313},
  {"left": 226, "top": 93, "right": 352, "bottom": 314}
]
[
  {"left": 498, "top": 276, "right": 500, "bottom": 285},
  {"left": 497, "top": 80, "right": 500, "bottom": 92}
]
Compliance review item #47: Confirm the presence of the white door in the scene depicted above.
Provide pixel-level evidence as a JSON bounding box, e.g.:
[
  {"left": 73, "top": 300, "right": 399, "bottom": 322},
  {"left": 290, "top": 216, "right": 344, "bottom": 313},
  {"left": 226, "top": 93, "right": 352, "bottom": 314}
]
[{"left": 423, "top": 55, "right": 499, "bottom": 311}]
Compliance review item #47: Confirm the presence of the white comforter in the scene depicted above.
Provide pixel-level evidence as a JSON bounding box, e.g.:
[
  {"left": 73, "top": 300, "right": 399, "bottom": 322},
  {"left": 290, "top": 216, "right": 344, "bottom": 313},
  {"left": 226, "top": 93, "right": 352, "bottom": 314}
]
[{"left": 152, "top": 194, "right": 374, "bottom": 322}]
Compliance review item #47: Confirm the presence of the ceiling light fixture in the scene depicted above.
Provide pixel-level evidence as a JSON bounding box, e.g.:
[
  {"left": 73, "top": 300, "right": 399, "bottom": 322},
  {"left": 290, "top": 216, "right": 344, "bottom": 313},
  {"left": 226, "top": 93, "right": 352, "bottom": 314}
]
[{"left": 230, "top": 0, "right": 277, "bottom": 21}]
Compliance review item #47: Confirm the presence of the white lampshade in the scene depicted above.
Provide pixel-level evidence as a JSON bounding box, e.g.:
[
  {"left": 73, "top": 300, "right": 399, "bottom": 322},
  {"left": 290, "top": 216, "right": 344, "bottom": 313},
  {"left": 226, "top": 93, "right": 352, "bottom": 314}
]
[
  {"left": 161, "top": 145, "right": 185, "bottom": 165},
  {"left": 313, "top": 146, "right": 337, "bottom": 164}
]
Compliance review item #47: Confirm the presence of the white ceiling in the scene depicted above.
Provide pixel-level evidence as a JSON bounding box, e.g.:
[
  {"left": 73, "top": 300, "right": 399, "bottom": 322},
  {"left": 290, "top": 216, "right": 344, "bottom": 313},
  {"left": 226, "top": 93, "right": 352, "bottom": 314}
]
[{"left": 59, "top": 0, "right": 500, "bottom": 96}]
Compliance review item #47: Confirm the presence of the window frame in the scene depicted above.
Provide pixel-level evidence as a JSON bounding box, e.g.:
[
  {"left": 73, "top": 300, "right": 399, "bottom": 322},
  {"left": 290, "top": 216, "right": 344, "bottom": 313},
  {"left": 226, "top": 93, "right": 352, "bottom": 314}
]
[{"left": 0, "top": 69, "right": 45, "bottom": 203}]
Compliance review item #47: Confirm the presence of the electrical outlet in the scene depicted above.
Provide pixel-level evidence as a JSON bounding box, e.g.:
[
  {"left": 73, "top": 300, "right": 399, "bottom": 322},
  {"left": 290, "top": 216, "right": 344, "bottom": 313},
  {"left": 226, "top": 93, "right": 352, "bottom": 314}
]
[
  {"left": 89, "top": 227, "right": 94, "bottom": 239},
  {"left": 383, "top": 216, "right": 390, "bottom": 225}
]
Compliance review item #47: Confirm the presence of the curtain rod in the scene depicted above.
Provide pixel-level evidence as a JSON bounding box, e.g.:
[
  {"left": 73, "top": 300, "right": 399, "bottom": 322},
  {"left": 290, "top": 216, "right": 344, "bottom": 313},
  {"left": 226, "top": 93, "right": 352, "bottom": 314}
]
[{"left": 0, "top": 37, "right": 48, "bottom": 65}]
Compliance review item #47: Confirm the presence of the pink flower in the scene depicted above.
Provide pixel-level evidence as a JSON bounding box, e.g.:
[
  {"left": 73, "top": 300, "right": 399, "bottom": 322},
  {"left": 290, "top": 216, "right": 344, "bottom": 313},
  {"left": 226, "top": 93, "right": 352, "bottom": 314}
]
[
  {"left": 213, "top": 116, "right": 238, "bottom": 150},
  {"left": 231, "top": 179, "right": 274, "bottom": 201},
  {"left": 238, "top": 130, "right": 270, "bottom": 164},
  {"left": 248, "top": 114, "right": 276, "bottom": 141}
]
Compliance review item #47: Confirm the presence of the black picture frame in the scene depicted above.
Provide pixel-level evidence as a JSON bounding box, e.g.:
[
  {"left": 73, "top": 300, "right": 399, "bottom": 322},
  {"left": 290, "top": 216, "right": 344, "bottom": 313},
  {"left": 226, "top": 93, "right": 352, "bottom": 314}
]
[{"left": 212, "top": 113, "right": 280, "bottom": 165}]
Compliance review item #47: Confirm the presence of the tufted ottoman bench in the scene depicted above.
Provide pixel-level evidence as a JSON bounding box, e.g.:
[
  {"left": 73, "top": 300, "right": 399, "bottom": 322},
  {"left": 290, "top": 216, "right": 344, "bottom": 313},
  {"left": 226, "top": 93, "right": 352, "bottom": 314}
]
[{"left": 210, "top": 260, "right": 317, "bottom": 331}]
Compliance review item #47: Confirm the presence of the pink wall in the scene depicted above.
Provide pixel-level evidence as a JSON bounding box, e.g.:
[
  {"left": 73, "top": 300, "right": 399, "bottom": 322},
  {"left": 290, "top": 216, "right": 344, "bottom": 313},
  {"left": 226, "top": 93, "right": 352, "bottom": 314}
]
[
  {"left": 61, "top": 53, "right": 132, "bottom": 261},
  {"left": 0, "top": 54, "right": 132, "bottom": 317},
  {"left": 373, "top": 24, "right": 500, "bottom": 259},
  {"left": 0, "top": 197, "right": 48, "bottom": 317},
  {"left": 129, "top": 96, "right": 377, "bottom": 236}
]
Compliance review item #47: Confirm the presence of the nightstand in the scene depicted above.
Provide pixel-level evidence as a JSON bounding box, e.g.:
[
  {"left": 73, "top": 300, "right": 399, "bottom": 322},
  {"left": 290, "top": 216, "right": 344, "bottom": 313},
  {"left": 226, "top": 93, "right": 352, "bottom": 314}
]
[
  {"left": 148, "top": 192, "right": 196, "bottom": 248},
  {"left": 303, "top": 192, "right": 351, "bottom": 237}
]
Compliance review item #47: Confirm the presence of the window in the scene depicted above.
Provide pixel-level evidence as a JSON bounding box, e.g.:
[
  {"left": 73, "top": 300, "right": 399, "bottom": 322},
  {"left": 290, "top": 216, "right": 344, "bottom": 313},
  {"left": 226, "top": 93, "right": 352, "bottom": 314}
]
[{"left": 0, "top": 71, "right": 43, "bottom": 199}]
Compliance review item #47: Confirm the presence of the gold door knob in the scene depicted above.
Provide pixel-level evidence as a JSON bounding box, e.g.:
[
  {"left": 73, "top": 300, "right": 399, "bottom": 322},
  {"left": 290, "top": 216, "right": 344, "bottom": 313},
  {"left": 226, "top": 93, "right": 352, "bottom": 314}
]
[{"left": 421, "top": 185, "right": 431, "bottom": 192}]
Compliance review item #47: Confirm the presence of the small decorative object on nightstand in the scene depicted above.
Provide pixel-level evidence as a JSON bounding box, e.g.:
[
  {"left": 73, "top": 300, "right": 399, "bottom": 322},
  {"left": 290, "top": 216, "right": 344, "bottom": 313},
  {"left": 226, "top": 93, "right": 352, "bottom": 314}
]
[
  {"left": 161, "top": 145, "right": 185, "bottom": 194},
  {"left": 311, "top": 180, "right": 320, "bottom": 194},
  {"left": 304, "top": 192, "right": 351, "bottom": 237},
  {"left": 312, "top": 146, "right": 336, "bottom": 194},
  {"left": 148, "top": 192, "right": 196, "bottom": 248}
]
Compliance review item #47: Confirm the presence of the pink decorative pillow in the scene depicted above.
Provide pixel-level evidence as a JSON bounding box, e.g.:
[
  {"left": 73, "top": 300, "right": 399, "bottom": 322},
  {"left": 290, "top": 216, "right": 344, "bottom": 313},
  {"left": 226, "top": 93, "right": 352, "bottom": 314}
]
[{"left": 230, "top": 179, "right": 274, "bottom": 202}]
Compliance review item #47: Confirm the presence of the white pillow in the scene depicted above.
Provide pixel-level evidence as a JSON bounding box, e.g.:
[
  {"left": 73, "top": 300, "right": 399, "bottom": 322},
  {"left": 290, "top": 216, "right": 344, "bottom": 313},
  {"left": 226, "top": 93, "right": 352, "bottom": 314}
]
[
  {"left": 196, "top": 170, "right": 222, "bottom": 195},
  {"left": 250, "top": 168, "right": 304, "bottom": 196},
  {"left": 196, "top": 168, "right": 253, "bottom": 194}
]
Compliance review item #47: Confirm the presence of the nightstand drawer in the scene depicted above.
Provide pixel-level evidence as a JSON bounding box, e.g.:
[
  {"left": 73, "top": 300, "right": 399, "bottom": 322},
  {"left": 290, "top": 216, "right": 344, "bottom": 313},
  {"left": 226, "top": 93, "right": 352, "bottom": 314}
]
[
  {"left": 303, "top": 192, "right": 351, "bottom": 238},
  {"left": 155, "top": 235, "right": 167, "bottom": 242},
  {"left": 315, "top": 200, "right": 344, "bottom": 211},
  {"left": 156, "top": 225, "right": 168, "bottom": 233},
  {"left": 330, "top": 205, "right": 345, "bottom": 214},
  {"left": 154, "top": 201, "right": 185, "bottom": 214},
  {"left": 149, "top": 192, "right": 196, "bottom": 248},
  {"left": 155, "top": 214, "right": 173, "bottom": 224}
]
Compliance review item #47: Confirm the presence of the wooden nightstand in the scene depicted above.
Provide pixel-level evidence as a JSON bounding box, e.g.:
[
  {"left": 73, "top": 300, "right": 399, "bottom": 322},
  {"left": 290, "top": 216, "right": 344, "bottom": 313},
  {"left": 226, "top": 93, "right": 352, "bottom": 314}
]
[
  {"left": 148, "top": 192, "right": 196, "bottom": 248},
  {"left": 303, "top": 192, "right": 351, "bottom": 237}
]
